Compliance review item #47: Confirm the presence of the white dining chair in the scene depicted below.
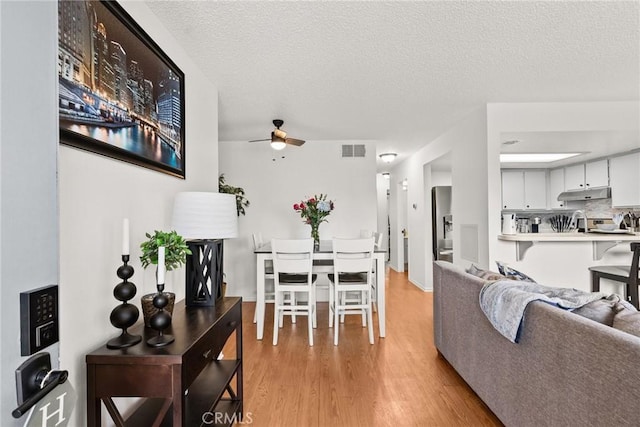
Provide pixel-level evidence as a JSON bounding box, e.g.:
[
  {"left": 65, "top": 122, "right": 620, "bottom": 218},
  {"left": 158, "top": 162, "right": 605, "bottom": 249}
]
[
  {"left": 253, "top": 233, "right": 274, "bottom": 323},
  {"left": 374, "top": 231, "right": 384, "bottom": 249},
  {"left": 271, "top": 238, "right": 317, "bottom": 346},
  {"left": 254, "top": 233, "right": 297, "bottom": 324},
  {"left": 370, "top": 231, "right": 384, "bottom": 312},
  {"left": 346, "top": 231, "right": 382, "bottom": 315},
  {"left": 328, "top": 237, "right": 375, "bottom": 345},
  {"left": 335, "top": 231, "right": 382, "bottom": 320}
]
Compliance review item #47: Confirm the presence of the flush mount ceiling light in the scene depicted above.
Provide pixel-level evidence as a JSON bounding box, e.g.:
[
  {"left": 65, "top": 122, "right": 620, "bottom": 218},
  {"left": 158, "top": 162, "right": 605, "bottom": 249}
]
[
  {"left": 379, "top": 153, "right": 397, "bottom": 163},
  {"left": 500, "top": 153, "right": 583, "bottom": 163}
]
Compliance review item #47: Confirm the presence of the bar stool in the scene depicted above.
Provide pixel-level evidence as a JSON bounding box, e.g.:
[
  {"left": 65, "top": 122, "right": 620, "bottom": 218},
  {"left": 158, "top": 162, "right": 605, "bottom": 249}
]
[{"left": 589, "top": 242, "right": 640, "bottom": 309}]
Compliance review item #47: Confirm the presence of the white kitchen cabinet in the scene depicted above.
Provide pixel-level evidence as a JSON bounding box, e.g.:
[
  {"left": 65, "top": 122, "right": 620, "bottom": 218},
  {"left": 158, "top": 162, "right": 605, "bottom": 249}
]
[
  {"left": 585, "top": 159, "right": 609, "bottom": 188},
  {"left": 548, "top": 168, "right": 566, "bottom": 208},
  {"left": 565, "top": 160, "right": 609, "bottom": 190},
  {"left": 610, "top": 152, "right": 640, "bottom": 207},
  {"left": 501, "top": 170, "right": 525, "bottom": 209},
  {"left": 524, "top": 170, "right": 547, "bottom": 209},
  {"left": 564, "top": 164, "right": 585, "bottom": 190},
  {"left": 501, "top": 170, "right": 547, "bottom": 209}
]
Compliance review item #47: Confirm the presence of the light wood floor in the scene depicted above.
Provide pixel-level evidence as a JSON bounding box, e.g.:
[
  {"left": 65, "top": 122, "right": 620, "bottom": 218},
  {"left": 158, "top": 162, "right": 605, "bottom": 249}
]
[{"left": 227, "top": 268, "right": 502, "bottom": 426}]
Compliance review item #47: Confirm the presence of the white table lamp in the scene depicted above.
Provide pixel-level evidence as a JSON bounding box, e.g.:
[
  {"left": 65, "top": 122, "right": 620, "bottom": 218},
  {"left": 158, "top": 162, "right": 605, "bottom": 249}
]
[{"left": 172, "top": 192, "right": 238, "bottom": 307}]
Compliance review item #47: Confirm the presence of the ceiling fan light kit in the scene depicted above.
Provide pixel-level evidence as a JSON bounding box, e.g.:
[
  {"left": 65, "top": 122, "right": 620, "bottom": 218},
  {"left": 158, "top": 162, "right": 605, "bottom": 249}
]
[
  {"left": 270, "top": 135, "right": 286, "bottom": 150},
  {"left": 379, "top": 153, "right": 397, "bottom": 163},
  {"left": 249, "top": 119, "right": 306, "bottom": 150}
]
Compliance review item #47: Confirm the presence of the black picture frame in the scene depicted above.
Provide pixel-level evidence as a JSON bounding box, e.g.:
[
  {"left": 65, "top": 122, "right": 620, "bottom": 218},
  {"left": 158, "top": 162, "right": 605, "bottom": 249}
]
[{"left": 58, "top": 0, "right": 186, "bottom": 178}]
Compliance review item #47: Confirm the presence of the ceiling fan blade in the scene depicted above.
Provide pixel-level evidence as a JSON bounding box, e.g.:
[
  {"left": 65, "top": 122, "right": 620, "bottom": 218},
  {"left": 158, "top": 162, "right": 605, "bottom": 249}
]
[
  {"left": 250, "top": 120, "right": 305, "bottom": 147},
  {"left": 285, "top": 138, "right": 305, "bottom": 146}
]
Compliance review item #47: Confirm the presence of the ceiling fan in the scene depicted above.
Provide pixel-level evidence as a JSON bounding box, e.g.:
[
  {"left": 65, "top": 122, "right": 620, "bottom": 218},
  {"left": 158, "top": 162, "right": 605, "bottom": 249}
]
[{"left": 249, "top": 119, "right": 305, "bottom": 150}]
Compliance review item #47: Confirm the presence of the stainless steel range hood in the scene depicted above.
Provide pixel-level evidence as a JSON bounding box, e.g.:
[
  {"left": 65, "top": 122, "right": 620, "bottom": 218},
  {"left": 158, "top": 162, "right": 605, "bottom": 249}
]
[{"left": 557, "top": 187, "right": 611, "bottom": 202}]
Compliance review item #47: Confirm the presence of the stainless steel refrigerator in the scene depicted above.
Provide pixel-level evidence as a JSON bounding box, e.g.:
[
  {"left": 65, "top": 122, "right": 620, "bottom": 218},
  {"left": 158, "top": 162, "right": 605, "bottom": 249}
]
[{"left": 431, "top": 186, "right": 453, "bottom": 262}]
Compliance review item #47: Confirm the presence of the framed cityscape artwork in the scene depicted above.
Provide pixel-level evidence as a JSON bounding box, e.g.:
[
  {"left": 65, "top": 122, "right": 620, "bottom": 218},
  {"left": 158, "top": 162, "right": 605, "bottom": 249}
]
[{"left": 58, "top": 0, "right": 186, "bottom": 178}]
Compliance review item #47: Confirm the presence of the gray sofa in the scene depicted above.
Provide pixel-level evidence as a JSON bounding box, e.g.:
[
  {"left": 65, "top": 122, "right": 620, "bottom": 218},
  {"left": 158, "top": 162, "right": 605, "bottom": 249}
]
[{"left": 433, "top": 261, "right": 640, "bottom": 427}]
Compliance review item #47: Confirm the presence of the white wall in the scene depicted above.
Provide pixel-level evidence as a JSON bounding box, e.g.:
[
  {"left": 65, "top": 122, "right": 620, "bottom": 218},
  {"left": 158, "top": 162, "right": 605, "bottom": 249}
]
[
  {"left": 57, "top": 1, "right": 219, "bottom": 425},
  {"left": 388, "top": 107, "right": 488, "bottom": 290},
  {"left": 0, "top": 2, "right": 59, "bottom": 425},
  {"left": 219, "top": 140, "right": 377, "bottom": 300},
  {"left": 431, "top": 170, "right": 452, "bottom": 186},
  {"left": 487, "top": 102, "right": 640, "bottom": 289}
]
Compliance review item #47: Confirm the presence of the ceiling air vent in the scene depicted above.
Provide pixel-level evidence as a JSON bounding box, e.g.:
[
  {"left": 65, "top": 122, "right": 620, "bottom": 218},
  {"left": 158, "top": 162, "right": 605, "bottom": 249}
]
[{"left": 341, "top": 144, "right": 366, "bottom": 158}]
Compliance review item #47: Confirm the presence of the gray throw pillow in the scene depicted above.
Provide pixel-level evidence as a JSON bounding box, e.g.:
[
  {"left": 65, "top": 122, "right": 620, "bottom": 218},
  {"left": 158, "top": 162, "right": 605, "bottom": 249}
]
[
  {"left": 466, "top": 264, "right": 506, "bottom": 281},
  {"left": 612, "top": 302, "right": 640, "bottom": 337},
  {"left": 572, "top": 295, "right": 623, "bottom": 326},
  {"left": 495, "top": 261, "right": 536, "bottom": 282}
]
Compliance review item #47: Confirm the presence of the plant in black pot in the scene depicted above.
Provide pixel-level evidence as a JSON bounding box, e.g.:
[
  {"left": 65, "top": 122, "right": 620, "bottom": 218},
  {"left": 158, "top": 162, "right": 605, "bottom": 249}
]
[{"left": 139, "top": 230, "right": 191, "bottom": 327}]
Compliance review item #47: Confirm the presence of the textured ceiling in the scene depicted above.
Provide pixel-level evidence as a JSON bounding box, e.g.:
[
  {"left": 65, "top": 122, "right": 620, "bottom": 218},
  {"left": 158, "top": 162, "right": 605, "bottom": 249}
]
[{"left": 145, "top": 1, "right": 639, "bottom": 168}]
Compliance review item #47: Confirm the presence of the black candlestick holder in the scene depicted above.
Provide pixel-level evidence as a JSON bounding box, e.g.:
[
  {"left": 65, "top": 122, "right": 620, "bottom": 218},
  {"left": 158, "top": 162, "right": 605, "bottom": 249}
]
[
  {"left": 146, "top": 283, "right": 175, "bottom": 347},
  {"left": 107, "top": 255, "right": 142, "bottom": 349}
]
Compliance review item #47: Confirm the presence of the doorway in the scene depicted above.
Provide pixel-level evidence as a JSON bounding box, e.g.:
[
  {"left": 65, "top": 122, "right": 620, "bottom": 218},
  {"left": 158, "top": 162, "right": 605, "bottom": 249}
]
[
  {"left": 399, "top": 178, "right": 408, "bottom": 272},
  {"left": 425, "top": 153, "right": 453, "bottom": 265}
]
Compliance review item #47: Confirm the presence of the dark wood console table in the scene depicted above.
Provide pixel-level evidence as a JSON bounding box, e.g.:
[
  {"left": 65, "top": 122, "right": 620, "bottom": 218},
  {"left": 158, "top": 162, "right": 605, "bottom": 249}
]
[{"left": 86, "top": 297, "right": 242, "bottom": 426}]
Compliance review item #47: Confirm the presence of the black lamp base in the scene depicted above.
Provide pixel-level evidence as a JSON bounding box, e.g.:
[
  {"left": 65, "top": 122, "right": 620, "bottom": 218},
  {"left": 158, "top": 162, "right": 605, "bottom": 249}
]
[{"left": 185, "top": 239, "right": 224, "bottom": 307}]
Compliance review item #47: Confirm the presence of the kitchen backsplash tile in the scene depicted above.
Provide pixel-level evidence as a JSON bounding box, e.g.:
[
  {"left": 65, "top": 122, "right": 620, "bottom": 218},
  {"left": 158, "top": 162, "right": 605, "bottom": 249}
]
[{"left": 584, "top": 198, "right": 640, "bottom": 218}]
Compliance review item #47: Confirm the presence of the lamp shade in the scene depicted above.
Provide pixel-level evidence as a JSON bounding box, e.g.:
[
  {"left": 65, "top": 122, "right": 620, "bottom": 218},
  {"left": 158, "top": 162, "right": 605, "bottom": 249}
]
[{"left": 171, "top": 192, "right": 238, "bottom": 240}]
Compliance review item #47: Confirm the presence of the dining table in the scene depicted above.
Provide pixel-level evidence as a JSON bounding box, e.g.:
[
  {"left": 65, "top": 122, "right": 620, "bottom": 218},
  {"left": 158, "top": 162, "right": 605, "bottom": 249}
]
[{"left": 254, "top": 240, "right": 386, "bottom": 340}]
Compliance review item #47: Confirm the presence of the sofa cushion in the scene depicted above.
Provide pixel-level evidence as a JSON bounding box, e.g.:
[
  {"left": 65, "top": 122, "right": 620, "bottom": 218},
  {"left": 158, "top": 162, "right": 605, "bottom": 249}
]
[
  {"left": 495, "top": 261, "right": 536, "bottom": 282},
  {"left": 572, "top": 295, "right": 625, "bottom": 326},
  {"left": 466, "top": 264, "right": 506, "bottom": 281},
  {"left": 612, "top": 302, "right": 640, "bottom": 337}
]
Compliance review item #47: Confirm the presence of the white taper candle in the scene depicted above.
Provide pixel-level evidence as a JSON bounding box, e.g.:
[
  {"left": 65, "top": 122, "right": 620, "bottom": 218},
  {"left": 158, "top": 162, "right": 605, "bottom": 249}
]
[
  {"left": 157, "top": 246, "right": 165, "bottom": 285},
  {"left": 122, "top": 218, "right": 130, "bottom": 256}
]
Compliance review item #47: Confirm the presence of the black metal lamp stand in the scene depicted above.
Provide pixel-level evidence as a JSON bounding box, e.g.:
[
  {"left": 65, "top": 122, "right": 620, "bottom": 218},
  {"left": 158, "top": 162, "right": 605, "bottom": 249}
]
[{"left": 107, "top": 255, "right": 142, "bottom": 349}]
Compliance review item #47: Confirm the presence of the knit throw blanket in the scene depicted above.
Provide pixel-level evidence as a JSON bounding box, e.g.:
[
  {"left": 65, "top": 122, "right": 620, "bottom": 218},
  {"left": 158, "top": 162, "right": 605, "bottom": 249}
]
[{"left": 479, "top": 280, "right": 608, "bottom": 343}]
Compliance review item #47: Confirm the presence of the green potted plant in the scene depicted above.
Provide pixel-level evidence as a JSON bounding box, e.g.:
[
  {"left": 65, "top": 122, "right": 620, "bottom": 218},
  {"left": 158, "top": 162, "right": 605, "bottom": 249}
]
[
  {"left": 219, "top": 173, "right": 250, "bottom": 216},
  {"left": 139, "top": 230, "right": 191, "bottom": 326},
  {"left": 140, "top": 230, "right": 191, "bottom": 271}
]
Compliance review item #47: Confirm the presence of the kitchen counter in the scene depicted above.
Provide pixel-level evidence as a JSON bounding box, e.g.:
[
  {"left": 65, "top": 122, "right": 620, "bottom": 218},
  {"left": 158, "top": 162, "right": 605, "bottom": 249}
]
[
  {"left": 498, "top": 231, "right": 640, "bottom": 260},
  {"left": 499, "top": 231, "right": 640, "bottom": 241}
]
